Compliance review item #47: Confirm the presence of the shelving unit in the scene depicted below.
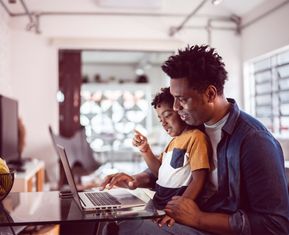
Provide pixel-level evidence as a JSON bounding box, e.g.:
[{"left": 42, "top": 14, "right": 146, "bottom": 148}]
[{"left": 11, "top": 159, "right": 45, "bottom": 192}]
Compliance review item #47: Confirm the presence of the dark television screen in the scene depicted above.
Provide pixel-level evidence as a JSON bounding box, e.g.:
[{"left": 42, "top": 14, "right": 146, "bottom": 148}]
[{"left": 0, "top": 95, "right": 20, "bottom": 166}]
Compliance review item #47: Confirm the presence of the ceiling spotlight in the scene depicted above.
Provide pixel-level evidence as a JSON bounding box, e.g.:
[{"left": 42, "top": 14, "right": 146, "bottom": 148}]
[{"left": 211, "top": 0, "right": 223, "bottom": 5}]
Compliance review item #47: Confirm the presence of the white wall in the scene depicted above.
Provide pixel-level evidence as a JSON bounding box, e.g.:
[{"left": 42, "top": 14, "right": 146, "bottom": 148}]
[
  {"left": 211, "top": 30, "right": 242, "bottom": 105},
  {"left": 0, "top": 7, "right": 11, "bottom": 97},
  {"left": 241, "top": 0, "right": 289, "bottom": 160},
  {"left": 242, "top": 0, "right": 289, "bottom": 61},
  {"left": 10, "top": 30, "right": 59, "bottom": 182},
  {"left": 0, "top": 4, "right": 242, "bottom": 183}
]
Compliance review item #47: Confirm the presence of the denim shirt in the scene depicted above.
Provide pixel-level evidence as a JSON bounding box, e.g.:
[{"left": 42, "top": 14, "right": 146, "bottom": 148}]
[
  {"left": 202, "top": 99, "right": 289, "bottom": 235},
  {"left": 145, "top": 99, "right": 289, "bottom": 235}
]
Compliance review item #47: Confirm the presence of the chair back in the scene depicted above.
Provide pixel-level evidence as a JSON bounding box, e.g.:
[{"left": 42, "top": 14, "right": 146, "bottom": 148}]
[{"left": 49, "top": 126, "right": 101, "bottom": 188}]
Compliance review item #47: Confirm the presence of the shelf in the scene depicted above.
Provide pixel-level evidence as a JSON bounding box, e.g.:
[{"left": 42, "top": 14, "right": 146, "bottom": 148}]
[{"left": 11, "top": 159, "right": 45, "bottom": 192}]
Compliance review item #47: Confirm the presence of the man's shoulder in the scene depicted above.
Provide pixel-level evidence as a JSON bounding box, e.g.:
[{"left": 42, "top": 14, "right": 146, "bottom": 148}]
[
  {"left": 229, "top": 110, "right": 277, "bottom": 146},
  {"left": 237, "top": 111, "right": 268, "bottom": 133},
  {"left": 227, "top": 99, "right": 268, "bottom": 133}
]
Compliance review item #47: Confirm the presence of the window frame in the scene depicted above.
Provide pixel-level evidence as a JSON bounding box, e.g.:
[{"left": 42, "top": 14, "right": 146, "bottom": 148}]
[{"left": 244, "top": 46, "right": 289, "bottom": 138}]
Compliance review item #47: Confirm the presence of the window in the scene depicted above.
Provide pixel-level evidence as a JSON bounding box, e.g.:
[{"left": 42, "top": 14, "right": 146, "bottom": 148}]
[
  {"left": 246, "top": 47, "right": 289, "bottom": 137},
  {"left": 80, "top": 83, "right": 152, "bottom": 152}
]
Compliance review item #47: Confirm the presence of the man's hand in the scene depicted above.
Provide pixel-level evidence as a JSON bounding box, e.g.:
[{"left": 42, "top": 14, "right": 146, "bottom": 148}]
[
  {"left": 99, "top": 173, "right": 139, "bottom": 190},
  {"left": 154, "top": 215, "right": 175, "bottom": 228},
  {"left": 165, "top": 196, "right": 201, "bottom": 227}
]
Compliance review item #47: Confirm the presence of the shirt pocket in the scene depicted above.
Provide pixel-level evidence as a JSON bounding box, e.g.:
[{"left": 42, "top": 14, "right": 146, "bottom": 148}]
[{"left": 170, "top": 148, "right": 186, "bottom": 169}]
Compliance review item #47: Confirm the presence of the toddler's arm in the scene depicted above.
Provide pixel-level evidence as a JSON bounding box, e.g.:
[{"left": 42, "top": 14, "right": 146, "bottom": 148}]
[
  {"left": 132, "top": 129, "right": 161, "bottom": 177},
  {"left": 182, "top": 168, "right": 208, "bottom": 200}
]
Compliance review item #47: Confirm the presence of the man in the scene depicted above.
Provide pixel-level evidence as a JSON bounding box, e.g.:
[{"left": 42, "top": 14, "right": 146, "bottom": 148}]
[{"left": 100, "top": 45, "right": 289, "bottom": 235}]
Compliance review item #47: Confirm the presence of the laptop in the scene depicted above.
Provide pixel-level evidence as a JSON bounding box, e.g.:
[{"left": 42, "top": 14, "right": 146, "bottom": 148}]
[{"left": 56, "top": 144, "right": 146, "bottom": 212}]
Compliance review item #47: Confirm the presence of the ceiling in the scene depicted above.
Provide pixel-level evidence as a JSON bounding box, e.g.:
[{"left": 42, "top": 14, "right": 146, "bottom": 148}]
[
  {"left": 2, "top": 0, "right": 269, "bottom": 22},
  {"left": 0, "top": 0, "right": 271, "bottom": 65},
  {"left": 1, "top": 0, "right": 275, "bottom": 40},
  {"left": 221, "top": 0, "right": 267, "bottom": 16}
]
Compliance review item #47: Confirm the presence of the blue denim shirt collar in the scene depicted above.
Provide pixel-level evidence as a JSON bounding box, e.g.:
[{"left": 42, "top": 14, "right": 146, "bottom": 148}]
[{"left": 222, "top": 98, "right": 240, "bottom": 136}]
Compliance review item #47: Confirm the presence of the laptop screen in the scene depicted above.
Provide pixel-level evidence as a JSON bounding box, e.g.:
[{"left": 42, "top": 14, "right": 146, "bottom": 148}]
[{"left": 56, "top": 144, "right": 83, "bottom": 209}]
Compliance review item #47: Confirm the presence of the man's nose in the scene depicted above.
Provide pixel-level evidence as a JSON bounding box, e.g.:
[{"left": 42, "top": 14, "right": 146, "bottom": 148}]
[{"left": 173, "top": 99, "right": 182, "bottom": 111}]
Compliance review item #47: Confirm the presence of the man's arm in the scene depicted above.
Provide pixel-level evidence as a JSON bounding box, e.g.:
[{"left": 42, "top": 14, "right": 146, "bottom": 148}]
[
  {"left": 132, "top": 170, "right": 157, "bottom": 188},
  {"left": 238, "top": 132, "right": 289, "bottom": 234},
  {"left": 166, "top": 132, "right": 289, "bottom": 235},
  {"left": 193, "top": 131, "right": 289, "bottom": 235},
  {"left": 165, "top": 196, "right": 233, "bottom": 235},
  {"left": 99, "top": 169, "right": 156, "bottom": 190}
]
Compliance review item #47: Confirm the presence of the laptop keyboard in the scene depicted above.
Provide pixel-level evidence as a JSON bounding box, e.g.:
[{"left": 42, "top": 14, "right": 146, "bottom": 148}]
[{"left": 86, "top": 192, "right": 121, "bottom": 206}]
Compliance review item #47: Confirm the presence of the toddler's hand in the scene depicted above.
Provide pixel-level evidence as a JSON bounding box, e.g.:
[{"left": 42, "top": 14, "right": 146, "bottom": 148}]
[{"left": 132, "top": 129, "right": 149, "bottom": 153}]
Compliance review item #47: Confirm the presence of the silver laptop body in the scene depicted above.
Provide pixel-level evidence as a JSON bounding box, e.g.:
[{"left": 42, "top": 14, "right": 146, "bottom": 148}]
[{"left": 57, "top": 144, "right": 146, "bottom": 212}]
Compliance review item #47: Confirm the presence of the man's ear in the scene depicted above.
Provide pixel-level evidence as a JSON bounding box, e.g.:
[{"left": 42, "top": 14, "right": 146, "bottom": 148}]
[{"left": 205, "top": 85, "right": 217, "bottom": 102}]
